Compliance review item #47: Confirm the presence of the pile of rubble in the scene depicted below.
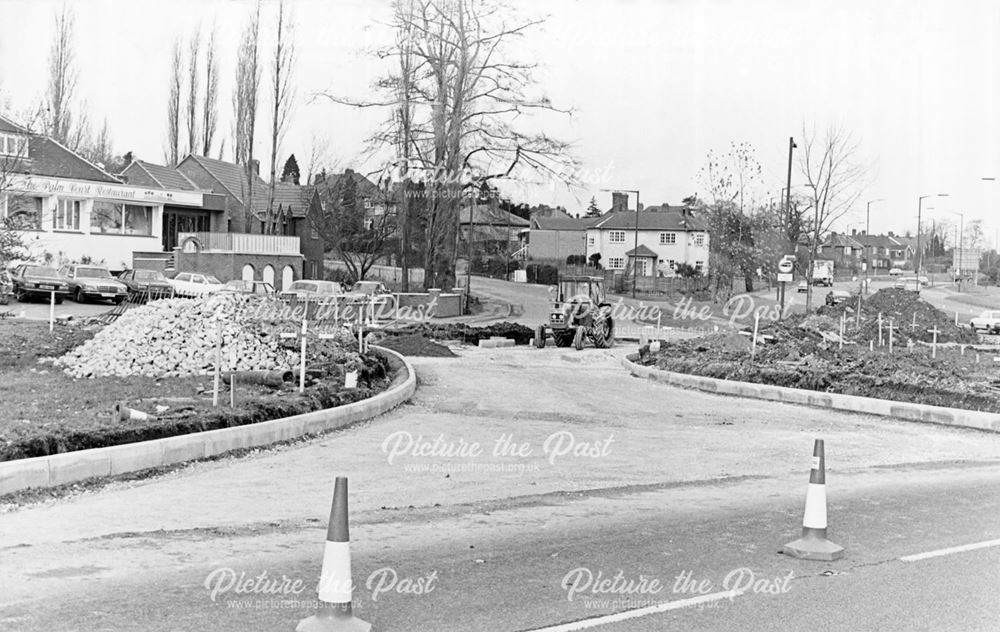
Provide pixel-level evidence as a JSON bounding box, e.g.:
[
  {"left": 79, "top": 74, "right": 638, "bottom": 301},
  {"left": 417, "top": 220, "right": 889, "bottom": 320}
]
[
  {"left": 56, "top": 294, "right": 358, "bottom": 378},
  {"left": 815, "top": 288, "right": 978, "bottom": 343}
]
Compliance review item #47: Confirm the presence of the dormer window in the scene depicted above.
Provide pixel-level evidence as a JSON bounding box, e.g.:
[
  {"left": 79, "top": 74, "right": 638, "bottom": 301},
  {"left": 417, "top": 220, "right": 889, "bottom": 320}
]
[{"left": 0, "top": 133, "right": 27, "bottom": 157}]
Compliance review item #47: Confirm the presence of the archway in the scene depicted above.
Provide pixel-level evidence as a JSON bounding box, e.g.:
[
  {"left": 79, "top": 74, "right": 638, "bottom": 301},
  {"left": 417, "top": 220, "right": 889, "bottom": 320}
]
[{"left": 241, "top": 264, "right": 255, "bottom": 281}]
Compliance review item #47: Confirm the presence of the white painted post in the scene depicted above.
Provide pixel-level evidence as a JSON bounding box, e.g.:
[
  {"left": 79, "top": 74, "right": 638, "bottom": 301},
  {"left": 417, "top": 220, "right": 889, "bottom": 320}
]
[
  {"left": 927, "top": 326, "right": 939, "bottom": 358},
  {"left": 961, "top": 345, "right": 965, "bottom": 356},
  {"left": 229, "top": 373, "right": 235, "bottom": 408},
  {"left": 213, "top": 324, "right": 222, "bottom": 407},
  {"left": 299, "top": 316, "right": 308, "bottom": 393},
  {"left": 751, "top": 312, "right": 760, "bottom": 360},
  {"left": 49, "top": 290, "right": 55, "bottom": 333},
  {"left": 839, "top": 312, "right": 845, "bottom": 350},
  {"left": 888, "top": 319, "right": 895, "bottom": 354},
  {"left": 955, "top": 311, "right": 959, "bottom": 326},
  {"left": 869, "top": 340, "right": 874, "bottom": 352},
  {"left": 878, "top": 312, "right": 884, "bottom": 347}
]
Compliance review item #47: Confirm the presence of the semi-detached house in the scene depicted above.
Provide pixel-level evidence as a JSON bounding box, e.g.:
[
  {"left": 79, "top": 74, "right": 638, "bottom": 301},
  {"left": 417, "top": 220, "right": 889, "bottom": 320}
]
[{"left": 585, "top": 205, "right": 710, "bottom": 276}]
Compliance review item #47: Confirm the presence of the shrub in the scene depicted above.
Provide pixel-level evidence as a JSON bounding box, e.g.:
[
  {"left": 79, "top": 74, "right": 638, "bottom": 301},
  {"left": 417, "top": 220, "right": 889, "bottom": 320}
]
[
  {"left": 525, "top": 263, "right": 559, "bottom": 285},
  {"left": 566, "top": 254, "right": 587, "bottom": 266}
]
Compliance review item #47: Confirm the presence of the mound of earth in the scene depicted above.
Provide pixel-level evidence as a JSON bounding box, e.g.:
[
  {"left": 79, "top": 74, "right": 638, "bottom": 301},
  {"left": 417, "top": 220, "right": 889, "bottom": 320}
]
[{"left": 378, "top": 334, "right": 457, "bottom": 357}]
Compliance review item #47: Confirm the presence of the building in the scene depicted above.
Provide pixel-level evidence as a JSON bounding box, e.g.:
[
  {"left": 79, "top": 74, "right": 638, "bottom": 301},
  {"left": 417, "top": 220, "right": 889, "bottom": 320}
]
[
  {"left": 0, "top": 115, "right": 213, "bottom": 269},
  {"left": 819, "top": 232, "right": 864, "bottom": 267},
  {"left": 458, "top": 203, "right": 530, "bottom": 257},
  {"left": 585, "top": 204, "right": 710, "bottom": 276},
  {"left": 175, "top": 154, "right": 324, "bottom": 278},
  {"left": 850, "top": 230, "right": 914, "bottom": 270},
  {"left": 527, "top": 214, "right": 600, "bottom": 262}
]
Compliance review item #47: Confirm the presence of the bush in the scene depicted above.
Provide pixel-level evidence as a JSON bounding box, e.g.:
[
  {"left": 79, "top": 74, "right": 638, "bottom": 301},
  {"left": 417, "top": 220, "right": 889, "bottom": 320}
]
[
  {"left": 566, "top": 254, "right": 587, "bottom": 266},
  {"left": 525, "top": 263, "right": 559, "bottom": 285},
  {"left": 471, "top": 257, "right": 519, "bottom": 278},
  {"left": 589, "top": 253, "right": 602, "bottom": 269}
]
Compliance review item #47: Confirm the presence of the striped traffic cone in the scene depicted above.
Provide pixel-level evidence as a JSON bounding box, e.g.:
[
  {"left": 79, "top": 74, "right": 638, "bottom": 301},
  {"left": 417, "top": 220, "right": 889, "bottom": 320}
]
[
  {"left": 781, "top": 439, "right": 844, "bottom": 561},
  {"left": 297, "top": 477, "right": 371, "bottom": 632}
]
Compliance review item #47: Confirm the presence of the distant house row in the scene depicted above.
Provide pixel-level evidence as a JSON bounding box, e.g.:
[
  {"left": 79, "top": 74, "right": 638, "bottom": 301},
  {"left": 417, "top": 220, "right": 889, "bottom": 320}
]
[{"left": 819, "top": 229, "right": 917, "bottom": 270}]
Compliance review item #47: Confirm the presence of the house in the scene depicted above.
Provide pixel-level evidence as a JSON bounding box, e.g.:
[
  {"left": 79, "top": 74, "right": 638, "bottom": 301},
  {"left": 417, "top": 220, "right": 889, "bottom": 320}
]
[
  {"left": 0, "top": 115, "right": 213, "bottom": 269},
  {"left": 585, "top": 201, "right": 710, "bottom": 277},
  {"left": 819, "top": 232, "right": 864, "bottom": 267},
  {"left": 527, "top": 214, "right": 600, "bottom": 262},
  {"left": 457, "top": 203, "right": 530, "bottom": 257},
  {"left": 175, "top": 155, "right": 324, "bottom": 279},
  {"left": 850, "top": 230, "right": 914, "bottom": 270}
]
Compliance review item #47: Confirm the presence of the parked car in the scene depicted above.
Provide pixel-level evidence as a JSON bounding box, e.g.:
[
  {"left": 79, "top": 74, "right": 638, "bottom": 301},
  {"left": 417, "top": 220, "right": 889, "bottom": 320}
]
[
  {"left": 0, "top": 268, "right": 12, "bottom": 305},
  {"left": 10, "top": 264, "right": 70, "bottom": 303},
  {"left": 918, "top": 275, "right": 930, "bottom": 286},
  {"left": 894, "top": 276, "right": 921, "bottom": 292},
  {"left": 970, "top": 310, "right": 1000, "bottom": 334},
  {"left": 280, "top": 280, "right": 344, "bottom": 300},
  {"left": 220, "top": 279, "right": 275, "bottom": 296},
  {"left": 118, "top": 269, "right": 175, "bottom": 300},
  {"left": 888, "top": 267, "right": 904, "bottom": 276},
  {"left": 59, "top": 264, "right": 129, "bottom": 304},
  {"left": 168, "top": 272, "right": 224, "bottom": 297},
  {"left": 347, "top": 280, "right": 391, "bottom": 297},
  {"left": 797, "top": 280, "right": 808, "bottom": 293}
]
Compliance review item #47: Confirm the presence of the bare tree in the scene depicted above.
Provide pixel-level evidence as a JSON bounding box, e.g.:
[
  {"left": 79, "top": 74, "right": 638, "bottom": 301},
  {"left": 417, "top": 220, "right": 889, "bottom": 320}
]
[
  {"left": 165, "top": 38, "right": 183, "bottom": 166},
  {"left": 311, "top": 173, "right": 396, "bottom": 281},
  {"left": 44, "top": 4, "right": 77, "bottom": 146},
  {"left": 202, "top": 24, "right": 220, "bottom": 156},
  {"left": 304, "top": 134, "right": 333, "bottom": 185},
  {"left": 186, "top": 29, "right": 201, "bottom": 158},
  {"left": 265, "top": 0, "right": 296, "bottom": 234},
  {"left": 233, "top": 2, "right": 262, "bottom": 229},
  {"left": 321, "top": 0, "right": 576, "bottom": 289},
  {"left": 800, "top": 124, "right": 868, "bottom": 309},
  {"left": 82, "top": 117, "right": 114, "bottom": 169}
]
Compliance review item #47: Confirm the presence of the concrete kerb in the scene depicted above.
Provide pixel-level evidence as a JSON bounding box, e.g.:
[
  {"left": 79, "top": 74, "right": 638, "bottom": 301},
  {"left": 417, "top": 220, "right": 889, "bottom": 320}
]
[
  {"left": 622, "top": 353, "right": 1000, "bottom": 433},
  {"left": 0, "top": 346, "right": 417, "bottom": 497}
]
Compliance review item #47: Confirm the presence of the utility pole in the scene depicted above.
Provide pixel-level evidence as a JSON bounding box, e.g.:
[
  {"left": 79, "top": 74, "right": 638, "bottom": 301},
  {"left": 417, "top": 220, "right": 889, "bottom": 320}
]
[
  {"left": 865, "top": 199, "right": 885, "bottom": 294},
  {"left": 951, "top": 210, "right": 964, "bottom": 291},
  {"left": 917, "top": 193, "right": 948, "bottom": 276}
]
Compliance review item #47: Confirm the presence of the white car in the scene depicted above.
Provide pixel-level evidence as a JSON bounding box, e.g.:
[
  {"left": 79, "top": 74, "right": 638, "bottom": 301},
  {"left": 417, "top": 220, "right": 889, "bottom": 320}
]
[
  {"left": 888, "top": 267, "right": 903, "bottom": 276},
  {"left": 280, "top": 280, "right": 344, "bottom": 300},
  {"left": 168, "top": 272, "right": 224, "bottom": 297},
  {"left": 970, "top": 310, "right": 1000, "bottom": 334}
]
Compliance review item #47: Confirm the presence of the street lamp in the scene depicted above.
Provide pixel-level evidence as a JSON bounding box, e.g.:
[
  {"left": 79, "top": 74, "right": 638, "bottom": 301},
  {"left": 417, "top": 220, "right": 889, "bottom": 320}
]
[
  {"left": 917, "top": 193, "right": 948, "bottom": 276},
  {"left": 864, "top": 199, "right": 885, "bottom": 293},
  {"left": 601, "top": 188, "right": 640, "bottom": 298},
  {"left": 950, "top": 210, "right": 964, "bottom": 290}
]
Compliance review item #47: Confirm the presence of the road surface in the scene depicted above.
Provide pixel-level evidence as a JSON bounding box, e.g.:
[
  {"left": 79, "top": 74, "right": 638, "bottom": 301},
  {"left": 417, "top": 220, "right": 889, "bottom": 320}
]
[{"left": 3, "top": 345, "right": 1000, "bottom": 631}]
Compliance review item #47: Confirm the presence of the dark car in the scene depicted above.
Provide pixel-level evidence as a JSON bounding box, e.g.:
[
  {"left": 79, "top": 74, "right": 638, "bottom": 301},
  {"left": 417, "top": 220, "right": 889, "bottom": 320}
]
[
  {"left": 10, "top": 264, "right": 70, "bottom": 303},
  {"left": 59, "top": 264, "right": 129, "bottom": 304},
  {"left": 118, "top": 268, "right": 175, "bottom": 300},
  {"left": 220, "top": 279, "right": 276, "bottom": 296}
]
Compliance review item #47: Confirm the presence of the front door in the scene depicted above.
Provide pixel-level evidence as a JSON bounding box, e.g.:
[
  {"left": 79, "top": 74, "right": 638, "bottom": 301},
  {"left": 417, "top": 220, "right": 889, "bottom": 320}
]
[
  {"left": 162, "top": 209, "right": 211, "bottom": 252},
  {"left": 634, "top": 257, "right": 649, "bottom": 277}
]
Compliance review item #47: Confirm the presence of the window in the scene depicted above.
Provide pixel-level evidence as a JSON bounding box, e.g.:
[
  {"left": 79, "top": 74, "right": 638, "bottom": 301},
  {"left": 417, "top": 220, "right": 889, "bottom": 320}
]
[
  {"left": 124, "top": 205, "right": 152, "bottom": 235},
  {"left": 587, "top": 236, "right": 595, "bottom": 246},
  {"left": 608, "top": 230, "right": 626, "bottom": 243},
  {"left": 55, "top": 199, "right": 82, "bottom": 231},
  {"left": 667, "top": 259, "right": 676, "bottom": 269},
  {"left": 694, "top": 233, "right": 705, "bottom": 246},
  {"left": 5, "top": 194, "right": 43, "bottom": 230},
  {"left": 91, "top": 201, "right": 124, "bottom": 233},
  {"left": 695, "top": 261, "right": 704, "bottom": 272},
  {"left": 660, "top": 232, "right": 676, "bottom": 245},
  {"left": 843, "top": 246, "right": 851, "bottom": 256},
  {"left": 0, "top": 133, "right": 27, "bottom": 157},
  {"left": 607, "top": 257, "right": 626, "bottom": 270}
]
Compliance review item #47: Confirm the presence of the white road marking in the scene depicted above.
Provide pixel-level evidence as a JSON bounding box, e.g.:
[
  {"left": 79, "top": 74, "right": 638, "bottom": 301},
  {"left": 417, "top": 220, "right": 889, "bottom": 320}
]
[
  {"left": 523, "top": 589, "right": 742, "bottom": 632},
  {"left": 900, "top": 538, "right": 1000, "bottom": 562}
]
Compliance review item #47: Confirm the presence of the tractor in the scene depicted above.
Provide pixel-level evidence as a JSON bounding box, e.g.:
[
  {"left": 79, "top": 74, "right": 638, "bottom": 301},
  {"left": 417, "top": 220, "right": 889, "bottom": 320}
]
[{"left": 534, "top": 275, "right": 614, "bottom": 350}]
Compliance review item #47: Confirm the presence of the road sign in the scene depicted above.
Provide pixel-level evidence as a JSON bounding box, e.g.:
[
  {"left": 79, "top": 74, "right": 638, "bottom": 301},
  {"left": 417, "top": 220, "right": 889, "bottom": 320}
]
[
  {"left": 778, "top": 259, "right": 794, "bottom": 274},
  {"left": 777, "top": 272, "right": 793, "bottom": 283}
]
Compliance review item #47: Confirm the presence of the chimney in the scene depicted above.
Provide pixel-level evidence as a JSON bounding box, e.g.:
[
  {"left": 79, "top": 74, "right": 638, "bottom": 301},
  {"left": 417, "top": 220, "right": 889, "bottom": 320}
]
[
  {"left": 888, "top": 230, "right": 894, "bottom": 237},
  {"left": 611, "top": 191, "right": 629, "bottom": 213},
  {"left": 249, "top": 159, "right": 260, "bottom": 176},
  {"left": 851, "top": 228, "right": 856, "bottom": 236}
]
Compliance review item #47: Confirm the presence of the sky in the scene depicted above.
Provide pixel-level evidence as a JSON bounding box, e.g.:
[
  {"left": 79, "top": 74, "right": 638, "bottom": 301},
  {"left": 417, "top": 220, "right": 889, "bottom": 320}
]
[{"left": 1, "top": 0, "right": 999, "bottom": 247}]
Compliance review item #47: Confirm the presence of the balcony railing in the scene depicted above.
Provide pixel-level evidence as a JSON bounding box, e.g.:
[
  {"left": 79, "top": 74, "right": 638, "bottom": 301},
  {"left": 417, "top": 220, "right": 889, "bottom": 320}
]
[{"left": 177, "top": 232, "right": 301, "bottom": 255}]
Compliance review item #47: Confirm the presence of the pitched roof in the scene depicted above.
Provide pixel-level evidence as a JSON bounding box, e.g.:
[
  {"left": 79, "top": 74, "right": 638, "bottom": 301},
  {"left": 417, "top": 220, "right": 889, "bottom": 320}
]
[
  {"left": 314, "top": 169, "right": 383, "bottom": 198},
  {"left": 625, "top": 244, "right": 659, "bottom": 258},
  {"left": 593, "top": 209, "right": 708, "bottom": 231},
  {"left": 21, "top": 135, "right": 121, "bottom": 183},
  {"left": 0, "top": 114, "right": 30, "bottom": 134},
  {"left": 181, "top": 154, "right": 269, "bottom": 204},
  {"left": 531, "top": 215, "right": 601, "bottom": 230},
  {"left": 853, "top": 233, "right": 900, "bottom": 249},
  {"left": 458, "top": 204, "right": 530, "bottom": 227},
  {"left": 123, "top": 160, "right": 199, "bottom": 191},
  {"left": 272, "top": 183, "right": 316, "bottom": 218},
  {"left": 823, "top": 232, "right": 863, "bottom": 248}
]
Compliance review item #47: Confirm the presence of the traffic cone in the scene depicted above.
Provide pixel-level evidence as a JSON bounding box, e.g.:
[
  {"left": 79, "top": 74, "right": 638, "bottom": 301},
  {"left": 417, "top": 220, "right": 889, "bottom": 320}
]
[
  {"left": 781, "top": 439, "right": 844, "bottom": 561},
  {"left": 297, "top": 477, "right": 371, "bottom": 632}
]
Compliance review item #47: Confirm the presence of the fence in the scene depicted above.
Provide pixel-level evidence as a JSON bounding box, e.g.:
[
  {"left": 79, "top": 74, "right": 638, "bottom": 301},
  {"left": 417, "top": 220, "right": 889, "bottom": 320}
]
[
  {"left": 178, "top": 232, "right": 301, "bottom": 255},
  {"left": 324, "top": 261, "right": 425, "bottom": 286}
]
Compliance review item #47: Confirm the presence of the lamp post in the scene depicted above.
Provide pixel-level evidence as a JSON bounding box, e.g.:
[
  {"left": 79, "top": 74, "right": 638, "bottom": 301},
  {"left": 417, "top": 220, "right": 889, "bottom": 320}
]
[
  {"left": 950, "top": 210, "right": 964, "bottom": 291},
  {"left": 917, "top": 193, "right": 948, "bottom": 276},
  {"left": 601, "top": 188, "right": 641, "bottom": 298},
  {"left": 864, "top": 199, "right": 885, "bottom": 294}
]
